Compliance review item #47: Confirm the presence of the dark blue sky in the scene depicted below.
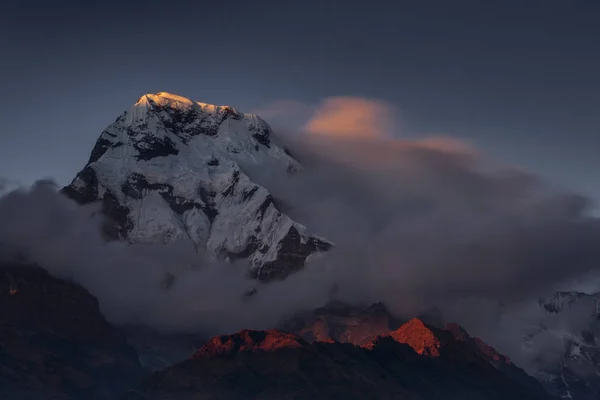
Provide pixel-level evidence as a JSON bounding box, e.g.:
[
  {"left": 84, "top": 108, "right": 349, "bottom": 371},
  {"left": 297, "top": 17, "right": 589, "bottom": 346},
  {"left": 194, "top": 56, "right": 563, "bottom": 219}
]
[{"left": 1, "top": 0, "right": 599, "bottom": 205}]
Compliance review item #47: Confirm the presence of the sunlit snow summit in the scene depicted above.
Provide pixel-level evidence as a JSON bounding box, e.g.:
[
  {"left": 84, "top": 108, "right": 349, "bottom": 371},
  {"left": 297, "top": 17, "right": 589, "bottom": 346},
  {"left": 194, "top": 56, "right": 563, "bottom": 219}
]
[{"left": 63, "top": 92, "right": 332, "bottom": 281}]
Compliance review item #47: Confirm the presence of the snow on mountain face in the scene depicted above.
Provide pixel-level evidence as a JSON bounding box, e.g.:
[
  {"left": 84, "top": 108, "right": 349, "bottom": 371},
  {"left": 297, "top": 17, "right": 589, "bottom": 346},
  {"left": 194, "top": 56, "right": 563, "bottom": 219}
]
[
  {"left": 532, "top": 291, "right": 600, "bottom": 400},
  {"left": 63, "top": 92, "right": 332, "bottom": 281}
]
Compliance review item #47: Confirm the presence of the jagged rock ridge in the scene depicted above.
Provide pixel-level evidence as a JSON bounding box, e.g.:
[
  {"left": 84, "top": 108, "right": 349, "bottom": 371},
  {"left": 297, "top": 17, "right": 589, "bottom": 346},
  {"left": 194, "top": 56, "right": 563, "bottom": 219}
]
[
  {"left": 125, "top": 319, "right": 552, "bottom": 400},
  {"left": 62, "top": 92, "right": 332, "bottom": 281}
]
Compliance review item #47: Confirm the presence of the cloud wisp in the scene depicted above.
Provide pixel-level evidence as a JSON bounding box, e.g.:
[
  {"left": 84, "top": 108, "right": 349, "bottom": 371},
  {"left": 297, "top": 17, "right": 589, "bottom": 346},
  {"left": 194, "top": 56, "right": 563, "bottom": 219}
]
[
  {"left": 0, "top": 180, "right": 341, "bottom": 335},
  {"left": 303, "top": 97, "right": 397, "bottom": 139}
]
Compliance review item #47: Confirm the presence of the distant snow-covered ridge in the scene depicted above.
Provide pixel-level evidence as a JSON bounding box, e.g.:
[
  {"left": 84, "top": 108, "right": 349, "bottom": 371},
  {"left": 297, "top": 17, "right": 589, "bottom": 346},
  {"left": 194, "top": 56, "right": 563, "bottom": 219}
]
[
  {"left": 532, "top": 291, "right": 600, "bottom": 399},
  {"left": 63, "top": 92, "right": 332, "bottom": 281}
]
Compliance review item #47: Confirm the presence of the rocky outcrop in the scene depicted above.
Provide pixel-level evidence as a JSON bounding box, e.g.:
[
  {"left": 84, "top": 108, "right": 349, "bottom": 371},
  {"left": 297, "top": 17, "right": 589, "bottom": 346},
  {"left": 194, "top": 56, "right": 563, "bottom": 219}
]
[
  {"left": 0, "top": 263, "right": 143, "bottom": 399},
  {"left": 193, "top": 329, "right": 306, "bottom": 358}
]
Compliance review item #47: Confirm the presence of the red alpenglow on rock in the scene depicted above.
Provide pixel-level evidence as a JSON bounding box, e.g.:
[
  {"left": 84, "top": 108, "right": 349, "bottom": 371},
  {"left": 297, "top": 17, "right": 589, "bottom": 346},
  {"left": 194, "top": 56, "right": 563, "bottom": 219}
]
[
  {"left": 193, "top": 329, "right": 307, "bottom": 358},
  {"left": 128, "top": 317, "right": 551, "bottom": 400},
  {"left": 388, "top": 318, "right": 449, "bottom": 357}
]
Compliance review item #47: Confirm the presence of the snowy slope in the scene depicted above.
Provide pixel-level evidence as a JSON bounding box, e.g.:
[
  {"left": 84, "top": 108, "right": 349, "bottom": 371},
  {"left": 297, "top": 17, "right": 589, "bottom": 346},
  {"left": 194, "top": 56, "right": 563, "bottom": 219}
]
[
  {"left": 532, "top": 292, "right": 600, "bottom": 399},
  {"left": 63, "top": 92, "right": 332, "bottom": 281}
]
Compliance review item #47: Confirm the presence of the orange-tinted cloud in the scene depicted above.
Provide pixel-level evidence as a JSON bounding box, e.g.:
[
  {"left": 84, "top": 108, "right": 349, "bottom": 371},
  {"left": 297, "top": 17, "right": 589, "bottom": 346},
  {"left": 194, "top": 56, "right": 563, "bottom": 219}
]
[{"left": 303, "top": 97, "right": 396, "bottom": 139}]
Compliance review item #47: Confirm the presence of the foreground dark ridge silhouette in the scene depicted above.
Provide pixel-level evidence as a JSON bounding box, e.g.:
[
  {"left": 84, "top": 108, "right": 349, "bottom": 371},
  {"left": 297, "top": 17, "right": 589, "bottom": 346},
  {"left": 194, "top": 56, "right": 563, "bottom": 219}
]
[
  {"left": 125, "top": 322, "right": 552, "bottom": 400},
  {"left": 0, "top": 263, "right": 143, "bottom": 400}
]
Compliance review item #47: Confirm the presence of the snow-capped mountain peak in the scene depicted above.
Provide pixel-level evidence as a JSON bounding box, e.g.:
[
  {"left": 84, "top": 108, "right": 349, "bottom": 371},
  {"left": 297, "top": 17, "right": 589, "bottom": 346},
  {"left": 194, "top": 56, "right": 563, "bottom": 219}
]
[
  {"left": 136, "top": 92, "right": 195, "bottom": 108},
  {"left": 138, "top": 92, "right": 198, "bottom": 108},
  {"left": 131, "top": 92, "right": 244, "bottom": 122},
  {"left": 63, "top": 92, "right": 332, "bottom": 281}
]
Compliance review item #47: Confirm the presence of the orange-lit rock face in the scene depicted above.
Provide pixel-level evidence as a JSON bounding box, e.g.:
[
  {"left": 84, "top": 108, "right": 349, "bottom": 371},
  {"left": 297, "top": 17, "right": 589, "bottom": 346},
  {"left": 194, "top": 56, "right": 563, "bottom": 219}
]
[
  {"left": 386, "top": 319, "right": 513, "bottom": 367},
  {"left": 388, "top": 318, "right": 446, "bottom": 357},
  {"left": 299, "top": 314, "right": 392, "bottom": 345},
  {"left": 193, "top": 329, "right": 307, "bottom": 359}
]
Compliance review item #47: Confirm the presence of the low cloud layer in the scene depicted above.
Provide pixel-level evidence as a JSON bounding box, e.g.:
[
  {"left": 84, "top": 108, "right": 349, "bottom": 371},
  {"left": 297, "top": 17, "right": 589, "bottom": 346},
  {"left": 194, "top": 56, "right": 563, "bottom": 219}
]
[
  {"left": 0, "top": 181, "right": 338, "bottom": 335},
  {"left": 256, "top": 134, "right": 600, "bottom": 310},
  {"left": 1, "top": 96, "right": 599, "bottom": 375}
]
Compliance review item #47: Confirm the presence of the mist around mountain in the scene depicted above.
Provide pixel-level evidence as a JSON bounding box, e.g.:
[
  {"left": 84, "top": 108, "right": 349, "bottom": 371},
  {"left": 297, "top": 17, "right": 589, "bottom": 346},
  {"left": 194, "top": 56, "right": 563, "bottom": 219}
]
[
  {"left": 1, "top": 262, "right": 553, "bottom": 400},
  {"left": 1, "top": 92, "right": 600, "bottom": 398}
]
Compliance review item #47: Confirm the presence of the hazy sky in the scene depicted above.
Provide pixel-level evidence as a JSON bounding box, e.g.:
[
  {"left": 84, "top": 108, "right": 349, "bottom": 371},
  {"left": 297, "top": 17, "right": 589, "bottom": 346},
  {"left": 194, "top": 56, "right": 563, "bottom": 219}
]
[{"left": 1, "top": 0, "right": 599, "bottom": 205}]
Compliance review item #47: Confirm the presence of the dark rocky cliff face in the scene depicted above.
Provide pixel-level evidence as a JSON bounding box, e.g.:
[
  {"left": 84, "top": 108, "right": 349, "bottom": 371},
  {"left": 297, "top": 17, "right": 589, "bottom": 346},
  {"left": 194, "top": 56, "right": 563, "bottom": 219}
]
[{"left": 0, "top": 263, "right": 143, "bottom": 400}]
